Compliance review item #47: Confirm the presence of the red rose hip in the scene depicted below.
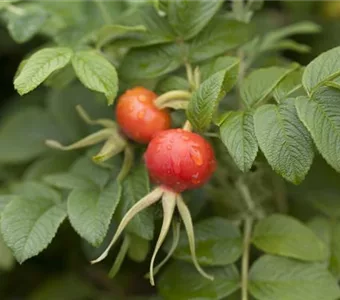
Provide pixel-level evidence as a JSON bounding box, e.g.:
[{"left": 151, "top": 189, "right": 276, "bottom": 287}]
[
  {"left": 116, "top": 87, "right": 171, "bottom": 144},
  {"left": 144, "top": 129, "right": 216, "bottom": 192}
]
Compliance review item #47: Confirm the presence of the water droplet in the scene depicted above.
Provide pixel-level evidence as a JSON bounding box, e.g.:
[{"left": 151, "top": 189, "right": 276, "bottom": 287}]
[
  {"left": 190, "top": 148, "right": 203, "bottom": 166},
  {"left": 192, "top": 172, "right": 199, "bottom": 179},
  {"left": 181, "top": 135, "right": 189, "bottom": 141},
  {"left": 167, "top": 144, "right": 172, "bottom": 150},
  {"left": 156, "top": 146, "right": 162, "bottom": 153},
  {"left": 129, "top": 104, "right": 134, "bottom": 112},
  {"left": 191, "top": 178, "right": 201, "bottom": 184},
  {"left": 139, "top": 95, "right": 147, "bottom": 102},
  {"left": 173, "top": 162, "right": 181, "bottom": 175},
  {"left": 137, "top": 110, "right": 145, "bottom": 119}
]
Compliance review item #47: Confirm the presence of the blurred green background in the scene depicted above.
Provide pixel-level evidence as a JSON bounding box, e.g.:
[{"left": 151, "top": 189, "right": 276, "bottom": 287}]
[{"left": 0, "top": 1, "right": 340, "bottom": 299}]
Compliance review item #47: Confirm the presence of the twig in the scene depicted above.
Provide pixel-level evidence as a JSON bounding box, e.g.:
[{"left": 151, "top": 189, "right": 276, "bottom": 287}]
[{"left": 241, "top": 217, "right": 253, "bottom": 300}]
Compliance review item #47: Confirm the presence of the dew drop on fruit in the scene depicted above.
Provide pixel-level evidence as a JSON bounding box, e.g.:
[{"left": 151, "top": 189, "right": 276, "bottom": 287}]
[
  {"left": 167, "top": 144, "right": 172, "bottom": 150},
  {"left": 191, "top": 178, "right": 201, "bottom": 184},
  {"left": 139, "top": 95, "right": 147, "bottom": 102},
  {"left": 138, "top": 110, "right": 145, "bottom": 119},
  {"left": 181, "top": 135, "right": 189, "bottom": 141},
  {"left": 189, "top": 147, "right": 203, "bottom": 166}
]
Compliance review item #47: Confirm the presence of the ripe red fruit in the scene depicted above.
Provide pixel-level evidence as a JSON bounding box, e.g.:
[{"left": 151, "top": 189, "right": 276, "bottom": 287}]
[
  {"left": 144, "top": 129, "right": 216, "bottom": 192},
  {"left": 116, "top": 87, "right": 171, "bottom": 144}
]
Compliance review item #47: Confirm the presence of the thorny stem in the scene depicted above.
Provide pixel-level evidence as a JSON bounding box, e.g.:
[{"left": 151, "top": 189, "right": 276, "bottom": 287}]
[
  {"left": 94, "top": 0, "right": 112, "bottom": 25},
  {"left": 241, "top": 217, "right": 253, "bottom": 300}
]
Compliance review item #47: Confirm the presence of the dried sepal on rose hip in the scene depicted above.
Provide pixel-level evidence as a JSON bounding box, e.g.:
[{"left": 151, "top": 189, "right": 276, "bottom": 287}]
[
  {"left": 45, "top": 105, "right": 128, "bottom": 163},
  {"left": 91, "top": 129, "right": 216, "bottom": 285}
]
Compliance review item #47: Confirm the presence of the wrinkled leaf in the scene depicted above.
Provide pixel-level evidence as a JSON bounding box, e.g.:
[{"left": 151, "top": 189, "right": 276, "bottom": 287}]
[{"left": 252, "top": 214, "right": 328, "bottom": 261}]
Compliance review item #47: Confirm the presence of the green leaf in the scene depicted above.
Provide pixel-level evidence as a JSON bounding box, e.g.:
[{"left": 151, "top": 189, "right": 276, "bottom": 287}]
[
  {"left": 165, "top": 217, "right": 242, "bottom": 266},
  {"left": 156, "top": 76, "right": 189, "bottom": 94},
  {"left": 10, "top": 181, "right": 62, "bottom": 203},
  {"left": 6, "top": 4, "right": 48, "bottom": 43},
  {"left": 200, "top": 56, "right": 240, "bottom": 81},
  {"left": 127, "top": 234, "right": 150, "bottom": 262},
  {"left": 44, "top": 173, "right": 96, "bottom": 190},
  {"left": 249, "top": 255, "right": 340, "bottom": 300},
  {"left": 95, "top": 24, "right": 146, "bottom": 48},
  {"left": 14, "top": 47, "right": 73, "bottom": 95},
  {"left": 72, "top": 51, "right": 118, "bottom": 105},
  {"left": 67, "top": 180, "right": 122, "bottom": 246},
  {"left": 189, "top": 16, "right": 249, "bottom": 63},
  {"left": 273, "top": 68, "right": 304, "bottom": 103},
  {"left": 1, "top": 196, "right": 66, "bottom": 263},
  {"left": 0, "top": 195, "right": 16, "bottom": 214},
  {"left": 295, "top": 87, "right": 340, "bottom": 172},
  {"left": 219, "top": 111, "right": 258, "bottom": 172},
  {"left": 0, "top": 106, "right": 64, "bottom": 164},
  {"left": 241, "top": 66, "right": 297, "bottom": 108},
  {"left": 115, "top": 4, "right": 176, "bottom": 47},
  {"left": 44, "top": 65, "right": 75, "bottom": 89},
  {"left": 0, "top": 233, "right": 14, "bottom": 271},
  {"left": 302, "top": 46, "right": 340, "bottom": 95},
  {"left": 187, "top": 60, "right": 240, "bottom": 132},
  {"left": 260, "top": 21, "right": 321, "bottom": 53},
  {"left": 254, "top": 100, "right": 314, "bottom": 183},
  {"left": 308, "top": 217, "right": 340, "bottom": 279},
  {"left": 167, "top": 0, "right": 222, "bottom": 40},
  {"left": 70, "top": 155, "right": 111, "bottom": 189},
  {"left": 252, "top": 214, "right": 328, "bottom": 261},
  {"left": 116, "top": 165, "right": 154, "bottom": 240},
  {"left": 24, "top": 153, "right": 77, "bottom": 180},
  {"left": 159, "top": 261, "right": 240, "bottom": 300},
  {"left": 120, "top": 43, "right": 183, "bottom": 80}
]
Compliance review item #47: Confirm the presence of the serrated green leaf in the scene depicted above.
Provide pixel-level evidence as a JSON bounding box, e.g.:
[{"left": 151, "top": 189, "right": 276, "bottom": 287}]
[
  {"left": 167, "top": 0, "right": 222, "bottom": 40},
  {"left": 252, "top": 214, "right": 328, "bottom": 261},
  {"left": 302, "top": 46, "right": 340, "bottom": 95},
  {"left": 249, "top": 255, "right": 340, "bottom": 300},
  {"left": 1, "top": 196, "right": 66, "bottom": 263},
  {"left": 70, "top": 155, "right": 110, "bottom": 189},
  {"left": 200, "top": 56, "right": 240, "bottom": 81},
  {"left": 116, "top": 165, "right": 154, "bottom": 240},
  {"left": 219, "top": 111, "right": 258, "bottom": 172},
  {"left": 23, "top": 153, "right": 77, "bottom": 180},
  {"left": 260, "top": 21, "right": 321, "bottom": 53},
  {"left": 72, "top": 51, "right": 118, "bottom": 105},
  {"left": 189, "top": 16, "right": 249, "bottom": 63},
  {"left": 120, "top": 43, "right": 183, "bottom": 80},
  {"left": 44, "top": 173, "right": 96, "bottom": 190},
  {"left": 187, "top": 61, "right": 239, "bottom": 132},
  {"left": 46, "top": 83, "right": 113, "bottom": 142},
  {"left": 94, "top": 24, "right": 146, "bottom": 48},
  {"left": 273, "top": 68, "right": 304, "bottom": 102},
  {"left": 67, "top": 180, "right": 122, "bottom": 246},
  {"left": 165, "top": 217, "right": 242, "bottom": 266},
  {"left": 254, "top": 100, "right": 314, "bottom": 183},
  {"left": 10, "top": 181, "right": 62, "bottom": 204},
  {"left": 0, "top": 106, "right": 64, "bottom": 164},
  {"left": 7, "top": 4, "right": 48, "bottom": 43},
  {"left": 44, "top": 65, "right": 75, "bottom": 89},
  {"left": 14, "top": 47, "right": 73, "bottom": 95},
  {"left": 295, "top": 87, "right": 340, "bottom": 172},
  {"left": 159, "top": 261, "right": 240, "bottom": 300},
  {"left": 115, "top": 4, "right": 176, "bottom": 47},
  {"left": 241, "top": 66, "right": 297, "bottom": 108}
]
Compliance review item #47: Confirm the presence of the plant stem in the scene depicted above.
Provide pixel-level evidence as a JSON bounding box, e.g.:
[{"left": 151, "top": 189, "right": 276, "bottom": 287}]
[
  {"left": 241, "top": 217, "right": 253, "bottom": 300},
  {"left": 117, "top": 145, "right": 134, "bottom": 183},
  {"left": 94, "top": 0, "right": 112, "bottom": 25}
]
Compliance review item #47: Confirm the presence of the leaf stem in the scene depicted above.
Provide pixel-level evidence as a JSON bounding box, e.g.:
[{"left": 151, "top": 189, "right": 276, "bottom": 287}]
[
  {"left": 108, "top": 235, "right": 130, "bottom": 278},
  {"left": 94, "top": 0, "right": 112, "bottom": 25},
  {"left": 241, "top": 217, "right": 253, "bottom": 300}
]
